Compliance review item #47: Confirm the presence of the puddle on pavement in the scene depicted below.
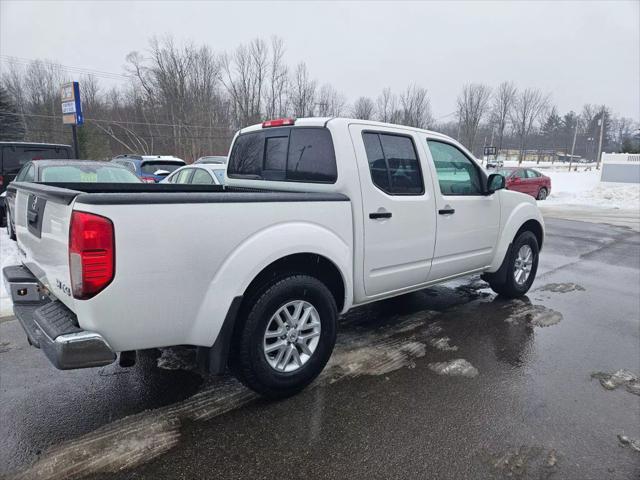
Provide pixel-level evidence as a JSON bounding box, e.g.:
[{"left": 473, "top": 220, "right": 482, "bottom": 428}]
[
  {"left": 538, "top": 283, "right": 586, "bottom": 293},
  {"left": 591, "top": 369, "right": 640, "bottom": 396},
  {"left": 11, "top": 309, "right": 441, "bottom": 480},
  {"left": 504, "top": 300, "right": 563, "bottom": 328},
  {"left": 484, "top": 445, "right": 559, "bottom": 478},
  {"left": 428, "top": 359, "right": 479, "bottom": 377},
  {"left": 10, "top": 286, "right": 554, "bottom": 479}
]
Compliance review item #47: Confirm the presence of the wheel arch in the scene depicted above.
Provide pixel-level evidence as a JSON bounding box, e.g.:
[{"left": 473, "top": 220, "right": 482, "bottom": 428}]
[{"left": 487, "top": 202, "right": 545, "bottom": 272}]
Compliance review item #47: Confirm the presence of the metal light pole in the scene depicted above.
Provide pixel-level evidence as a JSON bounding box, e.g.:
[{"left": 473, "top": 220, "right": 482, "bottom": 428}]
[
  {"left": 596, "top": 105, "right": 605, "bottom": 170},
  {"left": 568, "top": 121, "right": 579, "bottom": 172}
]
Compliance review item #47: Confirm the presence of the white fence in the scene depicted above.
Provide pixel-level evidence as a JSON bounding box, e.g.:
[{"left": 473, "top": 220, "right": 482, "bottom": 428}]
[{"left": 601, "top": 153, "right": 640, "bottom": 183}]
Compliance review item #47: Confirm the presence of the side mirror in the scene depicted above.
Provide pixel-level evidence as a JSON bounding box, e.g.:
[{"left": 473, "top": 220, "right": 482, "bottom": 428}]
[
  {"left": 154, "top": 169, "right": 170, "bottom": 177},
  {"left": 487, "top": 173, "right": 505, "bottom": 194}
]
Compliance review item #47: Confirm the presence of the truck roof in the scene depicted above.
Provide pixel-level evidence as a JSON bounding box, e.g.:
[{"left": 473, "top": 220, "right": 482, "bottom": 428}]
[
  {"left": 0, "top": 141, "right": 72, "bottom": 148},
  {"left": 239, "top": 117, "right": 454, "bottom": 143}
]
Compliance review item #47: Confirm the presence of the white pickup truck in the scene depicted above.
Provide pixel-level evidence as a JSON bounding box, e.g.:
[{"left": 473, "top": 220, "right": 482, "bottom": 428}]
[{"left": 4, "top": 118, "right": 544, "bottom": 398}]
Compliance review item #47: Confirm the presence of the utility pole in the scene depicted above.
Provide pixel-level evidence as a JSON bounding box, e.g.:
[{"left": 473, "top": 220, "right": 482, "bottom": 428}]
[
  {"left": 568, "top": 118, "right": 579, "bottom": 172},
  {"left": 596, "top": 105, "right": 605, "bottom": 170}
]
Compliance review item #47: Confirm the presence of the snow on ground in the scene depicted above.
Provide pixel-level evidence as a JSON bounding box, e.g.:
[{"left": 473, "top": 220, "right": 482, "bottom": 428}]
[
  {"left": 1, "top": 229, "right": 20, "bottom": 316},
  {"left": 543, "top": 170, "right": 640, "bottom": 210}
]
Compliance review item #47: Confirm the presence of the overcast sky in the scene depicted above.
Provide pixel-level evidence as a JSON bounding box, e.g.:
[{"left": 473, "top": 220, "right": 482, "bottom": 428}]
[{"left": 1, "top": 0, "right": 639, "bottom": 120}]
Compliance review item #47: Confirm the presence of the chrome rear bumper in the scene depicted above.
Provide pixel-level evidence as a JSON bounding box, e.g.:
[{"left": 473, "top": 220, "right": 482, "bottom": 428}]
[{"left": 3, "top": 265, "right": 116, "bottom": 370}]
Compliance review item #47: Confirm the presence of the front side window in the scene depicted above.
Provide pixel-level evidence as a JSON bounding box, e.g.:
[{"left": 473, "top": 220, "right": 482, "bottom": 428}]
[
  {"left": 427, "top": 140, "right": 483, "bottom": 196},
  {"left": 362, "top": 132, "right": 424, "bottom": 195},
  {"left": 227, "top": 127, "right": 337, "bottom": 183}
]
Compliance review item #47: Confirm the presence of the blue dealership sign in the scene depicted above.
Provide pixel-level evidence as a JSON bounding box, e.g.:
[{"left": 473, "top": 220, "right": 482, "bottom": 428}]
[{"left": 61, "top": 82, "right": 83, "bottom": 126}]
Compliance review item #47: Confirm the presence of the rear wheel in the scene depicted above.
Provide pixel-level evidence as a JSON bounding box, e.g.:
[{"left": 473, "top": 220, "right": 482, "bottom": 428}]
[
  {"left": 537, "top": 187, "right": 548, "bottom": 200},
  {"left": 488, "top": 231, "right": 539, "bottom": 298},
  {"left": 232, "top": 274, "right": 337, "bottom": 398}
]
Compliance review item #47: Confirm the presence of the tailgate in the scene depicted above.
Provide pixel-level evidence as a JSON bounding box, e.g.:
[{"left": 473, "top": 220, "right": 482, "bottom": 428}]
[{"left": 11, "top": 183, "right": 80, "bottom": 311}]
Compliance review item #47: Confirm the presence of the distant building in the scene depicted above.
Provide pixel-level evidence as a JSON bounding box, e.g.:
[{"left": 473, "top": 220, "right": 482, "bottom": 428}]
[{"left": 601, "top": 153, "right": 640, "bottom": 183}]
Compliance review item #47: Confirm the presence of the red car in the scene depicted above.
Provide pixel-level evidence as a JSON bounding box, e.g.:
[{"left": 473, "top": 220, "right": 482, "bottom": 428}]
[{"left": 495, "top": 167, "right": 551, "bottom": 200}]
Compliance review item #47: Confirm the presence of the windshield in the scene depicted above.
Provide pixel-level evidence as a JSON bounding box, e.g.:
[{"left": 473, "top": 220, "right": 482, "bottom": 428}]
[
  {"left": 140, "top": 161, "right": 184, "bottom": 174},
  {"left": 40, "top": 165, "right": 142, "bottom": 183},
  {"left": 495, "top": 169, "right": 514, "bottom": 178}
]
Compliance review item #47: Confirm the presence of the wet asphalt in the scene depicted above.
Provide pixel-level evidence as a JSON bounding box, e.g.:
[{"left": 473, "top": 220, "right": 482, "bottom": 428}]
[{"left": 1, "top": 217, "right": 639, "bottom": 479}]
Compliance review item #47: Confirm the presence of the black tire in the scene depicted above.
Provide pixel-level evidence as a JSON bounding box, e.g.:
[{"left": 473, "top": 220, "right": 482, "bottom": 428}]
[
  {"left": 6, "top": 212, "right": 16, "bottom": 241},
  {"left": 232, "top": 274, "right": 337, "bottom": 399},
  {"left": 488, "top": 231, "right": 539, "bottom": 298},
  {"left": 537, "top": 188, "right": 548, "bottom": 200}
]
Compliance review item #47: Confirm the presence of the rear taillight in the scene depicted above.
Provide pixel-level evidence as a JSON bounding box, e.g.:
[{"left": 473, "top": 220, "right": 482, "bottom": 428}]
[
  {"left": 262, "top": 118, "right": 295, "bottom": 128},
  {"left": 0, "top": 175, "right": 4, "bottom": 186},
  {"left": 69, "top": 211, "right": 115, "bottom": 299},
  {"left": 140, "top": 176, "right": 156, "bottom": 183}
]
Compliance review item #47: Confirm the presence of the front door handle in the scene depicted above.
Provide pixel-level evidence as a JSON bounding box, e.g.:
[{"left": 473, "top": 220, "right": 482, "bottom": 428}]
[
  {"left": 438, "top": 208, "right": 455, "bottom": 215},
  {"left": 369, "top": 211, "right": 392, "bottom": 220}
]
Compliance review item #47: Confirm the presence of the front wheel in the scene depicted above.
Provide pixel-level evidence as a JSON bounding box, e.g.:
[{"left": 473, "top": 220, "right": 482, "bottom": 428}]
[
  {"left": 232, "top": 274, "right": 337, "bottom": 398},
  {"left": 488, "top": 231, "right": 539, "bottom": 298}
]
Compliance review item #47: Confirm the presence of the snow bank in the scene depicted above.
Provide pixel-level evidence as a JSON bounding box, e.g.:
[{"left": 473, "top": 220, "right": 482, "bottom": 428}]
[
  {"left": 1, "top": 229, "right": 20, "bottom": 316},
  {"left": 542, "top": 170, "right": 640, "bottom": 210}
]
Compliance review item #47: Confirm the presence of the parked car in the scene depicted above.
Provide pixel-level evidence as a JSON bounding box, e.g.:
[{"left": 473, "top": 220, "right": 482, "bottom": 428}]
[
  {"left": 1, "top": 142, "right": 73, "bottom": 226},
  {"left": 496, "top": 167, "right": 551, "bottom": 200},
  {"left": 162, "top": 164, "right": 226, "bottom": 185},
  {"left": 4, "top": 160, "right": 140, "bottom": 240},
  {"left": 486, "top": 158, "right": 504, "bottom": 169},
  {"left": 4, "top": 117, "right": 544, "bottom": 399},
  {"left": 194, "top": 155, "right": 227, "bottom": 165},
  {"left": 111, "top": 154, "right": 185, "bottom": 183}
]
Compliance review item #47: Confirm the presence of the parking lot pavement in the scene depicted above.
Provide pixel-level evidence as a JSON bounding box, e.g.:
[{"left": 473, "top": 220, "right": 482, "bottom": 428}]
[{"left": 1, "top": 217, "right": 639, "bottom": 480}]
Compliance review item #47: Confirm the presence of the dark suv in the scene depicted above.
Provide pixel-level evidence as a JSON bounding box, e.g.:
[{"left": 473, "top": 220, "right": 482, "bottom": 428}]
[{"left": 0, "top": 142, "right": 73, "bottom": 226}]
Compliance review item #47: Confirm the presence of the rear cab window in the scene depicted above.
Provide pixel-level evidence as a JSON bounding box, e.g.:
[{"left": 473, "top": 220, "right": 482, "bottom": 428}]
[
  {"left": 2, "top": 145, "right": 71, "bottom": 174},
  {"left": 140, "top": 161, "right": 183, "bottom": 175},
  {"left": 227, "top": 127, "right": 337, "bottom": 183}
]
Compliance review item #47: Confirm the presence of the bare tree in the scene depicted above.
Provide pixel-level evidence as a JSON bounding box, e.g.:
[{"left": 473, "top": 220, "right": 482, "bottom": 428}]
[
  {"left": 289, "top": 62, "right": 316, "bottom": 117},
  {"left": 456, "top": 83, "right": 492, "bottom": 153},
  {"left": 264, "top": 36, "right": 289, "bottom": 119},
  {"left": 351, "top": 96, "right": 375, "bottom": 120},
  {"left": 221, "top": 37, "right": 268, "bottom": 127},
  {"left": 400, "top": 84, "right": 432, "bottom": 129},
  {"left": 490, "top": 81, "right": 517, "bottom": 154},
  {"left": 316, "top": 83, "right": 346, "bottom": 117},
  {"left": 611, "top": 116, "right": 634, "bottom": 152},
  {"left": 509, "top": 88, "right": 551, "bottom": 164}
]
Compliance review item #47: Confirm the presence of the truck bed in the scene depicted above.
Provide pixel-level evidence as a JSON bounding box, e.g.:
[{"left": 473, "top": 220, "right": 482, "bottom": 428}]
[{"left": 9, "top": 181, "right": 353, "bottom": 353}]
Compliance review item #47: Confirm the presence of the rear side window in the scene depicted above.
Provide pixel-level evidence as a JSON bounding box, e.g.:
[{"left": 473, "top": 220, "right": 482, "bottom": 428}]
[
  {"left": 227, "top": 127, "right": 337, "bottom": 183},
  {"left": 362, "top": 132, "right": 424, "bottom": 195}
]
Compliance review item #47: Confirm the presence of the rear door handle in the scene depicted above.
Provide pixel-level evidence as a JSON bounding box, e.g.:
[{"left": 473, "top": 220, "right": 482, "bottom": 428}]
[
  {"left": 438, "top": 208, "right": 455, "bottom": 215},
  {"left": 369, "top": 211, "right": 392, "bottom": 219}
]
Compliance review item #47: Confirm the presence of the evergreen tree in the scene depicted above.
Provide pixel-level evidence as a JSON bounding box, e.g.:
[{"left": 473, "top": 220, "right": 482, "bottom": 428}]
[{"left": 0, "top": 85, "right": 26, "bottom": 141}]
